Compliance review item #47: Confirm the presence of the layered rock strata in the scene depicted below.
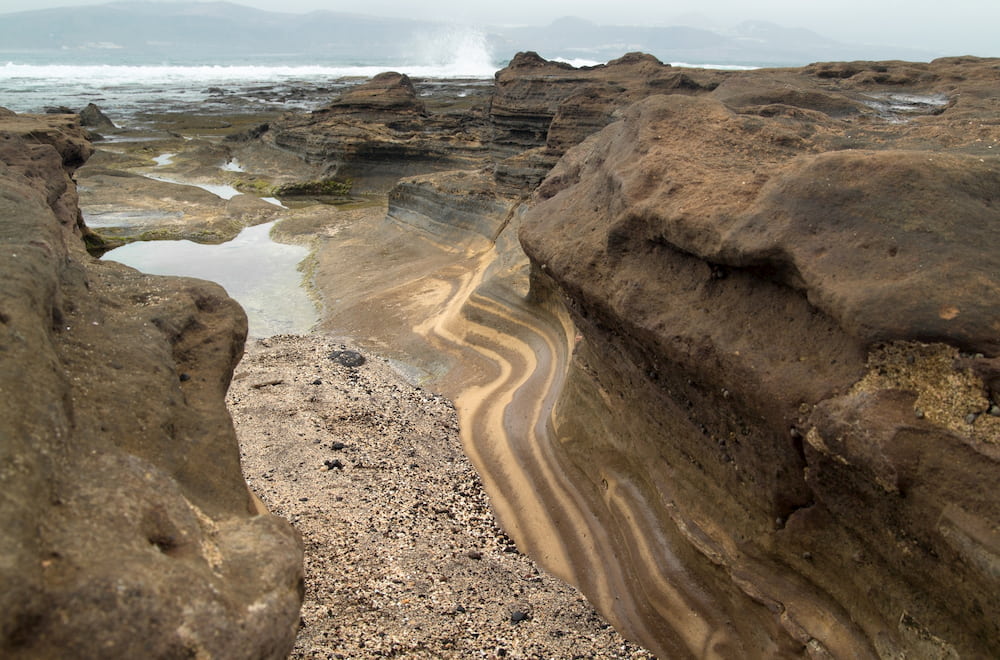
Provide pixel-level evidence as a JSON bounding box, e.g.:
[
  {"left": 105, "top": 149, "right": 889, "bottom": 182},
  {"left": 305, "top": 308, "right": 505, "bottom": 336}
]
[
  {"left": 519, "top": 58, "right": 1000, "bottom": 657},
  {"left": 237, "top": 72, "right": 492, "bottom": 191},
  {"left": 139, "top": 52, "right": 1000, "bottom": 658},
  {"left": 387, "top": 169, "right": 515, "bottom": 249},
  {"left": 0, "top": 112, "right": 303, "bottom": 658},
  {"left": 489, "top": 52, "right": 725, "bottom": 192}
]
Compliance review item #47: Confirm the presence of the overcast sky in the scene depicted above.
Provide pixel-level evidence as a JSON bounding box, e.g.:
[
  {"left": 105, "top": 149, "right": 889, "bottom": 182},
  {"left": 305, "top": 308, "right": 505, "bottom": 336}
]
[{"left": 0, "top": 0, "right": 996, "bottom": 56}]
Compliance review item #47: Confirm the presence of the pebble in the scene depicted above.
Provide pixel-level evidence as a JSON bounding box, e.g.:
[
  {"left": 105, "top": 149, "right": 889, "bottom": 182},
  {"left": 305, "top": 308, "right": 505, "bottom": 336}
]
[
  {"left": 330, "top": 350, "right": 366, "bottom": 367},
  {"left": 230, "top": 335, "right": 654, "bottom": 658}
]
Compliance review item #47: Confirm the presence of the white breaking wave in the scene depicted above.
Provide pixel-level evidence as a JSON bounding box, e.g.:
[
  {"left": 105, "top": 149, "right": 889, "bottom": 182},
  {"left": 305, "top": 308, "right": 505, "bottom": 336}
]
[
  {"left": 0, "top": 58, "right": 500, "bottom": 116},
  {"left": 406, "top": 28, "right": 499, "bottom": 78},
  {"left": 668, "top": 61, "right": 759, "bottom": 70},
  {"left": 552, "top": 57, "right": 605, "bottom": 68},
  {"left": 0, "top": 61, "right": 496, "bottom": 86}
]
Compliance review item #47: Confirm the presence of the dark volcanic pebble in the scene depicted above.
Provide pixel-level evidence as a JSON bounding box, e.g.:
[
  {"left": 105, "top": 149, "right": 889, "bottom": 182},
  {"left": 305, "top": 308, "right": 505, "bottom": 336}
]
[{"left": 330, "top": 350, "right": 366, "bottom": 367}]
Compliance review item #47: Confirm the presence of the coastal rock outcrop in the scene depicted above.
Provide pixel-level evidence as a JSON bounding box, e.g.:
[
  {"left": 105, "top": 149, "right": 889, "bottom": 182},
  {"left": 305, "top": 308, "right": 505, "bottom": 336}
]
[
  {"left": 489, "top": 52, "right": 725, "bottom": 191},
  {"left": 113, "top": 51, "right": 1000, "bottom": 658},
  {"left": 78, "top": 102, "right": 116, "bottom": 130},
  {"left": 519, "top": 57, "right": 1000, "bottom": 657},
  {"left": 237, "top": 72, "right": 491, "bottom": 191},
  {"left": 387, "top": 168, "right": 515, "bottom": 249},
  {"left": 0, "top": 112, "right": 303, "bottom": 657}
]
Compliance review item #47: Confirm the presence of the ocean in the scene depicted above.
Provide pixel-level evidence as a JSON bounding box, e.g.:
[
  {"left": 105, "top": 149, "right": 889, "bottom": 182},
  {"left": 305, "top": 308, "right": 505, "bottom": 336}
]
[
  {"left": 0, "top": 28, "right": 755, "bottom": 122},
  {"left": 0, "top": 28, "right": 507, "bottom": 120}
]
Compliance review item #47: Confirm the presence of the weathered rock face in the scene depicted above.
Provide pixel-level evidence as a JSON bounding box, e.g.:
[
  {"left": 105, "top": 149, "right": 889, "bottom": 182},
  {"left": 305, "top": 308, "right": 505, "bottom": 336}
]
[
  {"left": 519, "top": 57, "right": 1000, "bottom": 657},
  {"left": 242, "top": 72, "right": 492, "bottom": 191},
  {"left": 387, "top": 168, "right": 515, "bottom": 249},
  {"left": 0, "top": 113, "right": 303, "bottom": 658},
  {"left": 490, "top": 52, "right": 725, "bottom": 192},
  {"left": 236, "top": 53, "right": 728, "bottom": 195}
]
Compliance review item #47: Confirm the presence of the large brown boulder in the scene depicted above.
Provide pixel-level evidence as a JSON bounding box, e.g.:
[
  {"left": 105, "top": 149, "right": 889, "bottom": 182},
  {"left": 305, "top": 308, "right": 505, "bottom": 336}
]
[
  {"left": 0, "top": 113, "right": 303, "bottom": 658},
  {"left": 519, "top": 57, "right": 1000, "bottom": 657}
]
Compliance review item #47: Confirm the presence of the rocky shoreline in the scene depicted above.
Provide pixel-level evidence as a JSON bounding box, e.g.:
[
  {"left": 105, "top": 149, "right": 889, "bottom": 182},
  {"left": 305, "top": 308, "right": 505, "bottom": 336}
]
[{"left": 3, "top": 51, "right": 1000, "bottom": 658}]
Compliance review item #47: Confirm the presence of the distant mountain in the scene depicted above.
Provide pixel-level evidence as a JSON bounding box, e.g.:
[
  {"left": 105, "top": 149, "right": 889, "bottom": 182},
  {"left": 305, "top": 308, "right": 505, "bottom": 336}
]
[
  {"left": 0, "top": 1, "right": 444, "bottom": 65},
  {"left": 0, "top": 1, "right": 941, "bottom": 67},
  {"left": 492, "top": 17, "right": 939, "bottom": 65}
]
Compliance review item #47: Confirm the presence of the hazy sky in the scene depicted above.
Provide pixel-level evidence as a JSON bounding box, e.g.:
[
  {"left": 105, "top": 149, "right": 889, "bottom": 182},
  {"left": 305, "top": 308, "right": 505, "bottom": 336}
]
[{"left": 0, "top": 0, "right": 996, "bottom": 56}]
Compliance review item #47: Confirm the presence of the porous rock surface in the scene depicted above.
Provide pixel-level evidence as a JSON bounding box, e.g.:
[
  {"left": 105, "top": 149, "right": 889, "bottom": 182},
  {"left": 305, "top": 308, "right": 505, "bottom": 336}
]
[
  {"left": 519, "top": 57, "right": 1000, "bottom": 657},
  {"left": 0, "top": 112, "right": 303, "bottom": 658}
]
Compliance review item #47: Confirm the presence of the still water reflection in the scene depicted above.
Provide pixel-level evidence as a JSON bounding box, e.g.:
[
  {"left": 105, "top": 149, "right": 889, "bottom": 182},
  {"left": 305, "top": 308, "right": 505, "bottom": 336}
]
[{"left": 103, "top": 221, "right": 317, "bottom": 337}]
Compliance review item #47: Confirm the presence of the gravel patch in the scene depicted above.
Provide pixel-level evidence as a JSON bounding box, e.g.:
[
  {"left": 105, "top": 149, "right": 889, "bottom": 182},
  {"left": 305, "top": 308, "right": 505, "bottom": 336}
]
[{"left": 228, "top": 334, "right": 654, "bottom": 659}]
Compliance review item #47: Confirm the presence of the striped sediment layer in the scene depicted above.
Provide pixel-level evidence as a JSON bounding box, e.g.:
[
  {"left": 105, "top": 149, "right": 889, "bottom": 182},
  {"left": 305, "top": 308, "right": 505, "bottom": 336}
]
[
  {"left": 307, "top": 179, "right": 771, "bottom": 657},
  {"left": 314, "top": 54, "right": 1000, "bottom": 653}
]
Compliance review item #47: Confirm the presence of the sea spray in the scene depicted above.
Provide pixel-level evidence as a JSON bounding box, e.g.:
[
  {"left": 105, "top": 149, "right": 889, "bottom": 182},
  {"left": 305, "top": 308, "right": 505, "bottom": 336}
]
[{"left": 406, "top": 27, "right": 501, "bottom": 77}]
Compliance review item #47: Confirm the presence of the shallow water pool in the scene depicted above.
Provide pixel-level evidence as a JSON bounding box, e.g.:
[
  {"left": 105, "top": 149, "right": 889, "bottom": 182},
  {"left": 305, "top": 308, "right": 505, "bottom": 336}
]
[{"left": 104, "top": 220, "right": 317, "bottom": 337}]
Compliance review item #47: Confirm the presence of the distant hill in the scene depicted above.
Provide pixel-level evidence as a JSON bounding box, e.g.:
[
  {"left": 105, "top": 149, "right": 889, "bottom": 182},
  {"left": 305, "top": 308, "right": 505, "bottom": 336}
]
[
  {"left": 0, "top": 1, "right": 443, "bottom": 65},
  {"left": 0, "top": 1, "right": 940, "bottom": 67}
]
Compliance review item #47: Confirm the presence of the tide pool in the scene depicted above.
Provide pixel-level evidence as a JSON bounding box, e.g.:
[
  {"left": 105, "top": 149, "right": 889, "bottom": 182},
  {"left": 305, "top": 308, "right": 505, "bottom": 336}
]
[{"left": 104, "top": 221, "right": 317, "bottom": 337}]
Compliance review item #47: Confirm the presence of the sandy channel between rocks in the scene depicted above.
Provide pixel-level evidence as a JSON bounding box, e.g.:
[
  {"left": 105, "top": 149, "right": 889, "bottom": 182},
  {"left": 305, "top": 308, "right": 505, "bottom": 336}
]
[{"left": 229, "top": 334, "right": 653, "bottom": 659}]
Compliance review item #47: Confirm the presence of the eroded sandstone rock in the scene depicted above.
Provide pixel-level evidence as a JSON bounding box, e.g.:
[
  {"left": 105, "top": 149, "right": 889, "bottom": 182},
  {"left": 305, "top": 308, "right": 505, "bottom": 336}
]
[
  {"left": 239, "top": 72, "right": 491, "bottom": 191},
  {"left": 0, "top": 113, "right": 303, "bottom": 658},
  {"left": 519, "top": 57, "right": 1000, "bottom": 658}
]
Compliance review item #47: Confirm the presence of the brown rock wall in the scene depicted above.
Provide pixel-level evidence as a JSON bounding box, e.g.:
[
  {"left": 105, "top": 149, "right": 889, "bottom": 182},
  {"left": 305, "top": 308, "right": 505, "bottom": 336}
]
[
  {"left": 519, "top": 57, "right": 1000, "bottom": 657},
  {"left": 0, "top": 113, "right": 303, "bottom": 658}
]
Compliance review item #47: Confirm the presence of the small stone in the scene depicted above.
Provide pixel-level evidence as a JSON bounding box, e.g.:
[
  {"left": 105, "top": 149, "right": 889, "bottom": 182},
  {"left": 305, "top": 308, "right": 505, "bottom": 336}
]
[
  {"left": 299, "top": 497, "right": 309, "bottom": 502},
  {"left": 467, "top": 550, "right": 483, "bottom": 560},
  {"left": 510, "top": 610, "right": 530, "bottom": 623},
  {"left": 965, "top": 413, "right": 979, "bottom": 425},
  {"left": 989, "top": 405, "right": 1000, "bottom": 417},
  {"left": 311, "top": 379, "right": 322, "bottom": 385},
  {"left": 179, "top": 373, "right": 190, "bottom": 382},
  {"left": 332, "top": 441, "right": 346, "bottom": 450},
  {"left": 330, "top": 350, "right": 366, "bottom": 367},
  {"left": 324, "top": 459, "right": 344, "bottom": 470},
  {"left": 914, "top": 408, "right": 925, "bottom": 419}
]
